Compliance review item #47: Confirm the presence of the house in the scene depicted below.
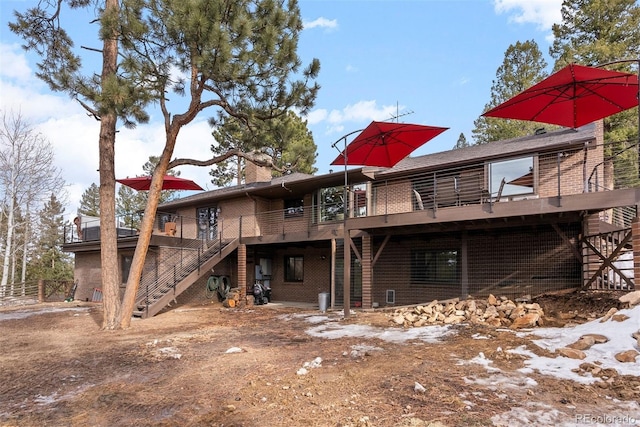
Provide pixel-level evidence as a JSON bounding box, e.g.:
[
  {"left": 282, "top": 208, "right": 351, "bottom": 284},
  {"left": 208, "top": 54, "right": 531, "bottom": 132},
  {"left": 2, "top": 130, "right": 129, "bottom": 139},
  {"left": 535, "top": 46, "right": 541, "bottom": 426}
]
[{"left": 63, "top": 121, "right": 639, "bottom": 318}]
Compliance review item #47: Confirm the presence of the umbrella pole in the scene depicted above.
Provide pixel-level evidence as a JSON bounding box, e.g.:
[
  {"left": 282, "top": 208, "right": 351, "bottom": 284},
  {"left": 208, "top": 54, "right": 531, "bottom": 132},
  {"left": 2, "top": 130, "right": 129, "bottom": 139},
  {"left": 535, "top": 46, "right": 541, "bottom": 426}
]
[
  {"left": 331, "top": 130, "right": 361, "bottom": 318},
  {"left": 342, "top": 137, "right": 350, "bottom": 318},
  {"left": 633, "top": 59, "right": 640, "bottom": 179}
]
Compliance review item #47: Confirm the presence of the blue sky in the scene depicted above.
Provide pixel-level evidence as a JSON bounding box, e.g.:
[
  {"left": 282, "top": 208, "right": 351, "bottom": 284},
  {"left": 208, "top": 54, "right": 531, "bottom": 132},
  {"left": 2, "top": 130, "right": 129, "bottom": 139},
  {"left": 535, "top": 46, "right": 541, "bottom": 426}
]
[{"left": 0, "top": 0, "right": 564, "bottom": 215}]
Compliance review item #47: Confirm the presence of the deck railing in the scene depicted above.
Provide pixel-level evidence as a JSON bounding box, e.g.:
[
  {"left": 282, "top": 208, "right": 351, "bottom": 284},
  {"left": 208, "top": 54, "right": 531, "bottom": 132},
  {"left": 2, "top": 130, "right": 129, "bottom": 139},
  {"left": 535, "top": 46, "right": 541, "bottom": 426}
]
[{"left": 64, "top": 140, "right": 639, "bottom": 246}]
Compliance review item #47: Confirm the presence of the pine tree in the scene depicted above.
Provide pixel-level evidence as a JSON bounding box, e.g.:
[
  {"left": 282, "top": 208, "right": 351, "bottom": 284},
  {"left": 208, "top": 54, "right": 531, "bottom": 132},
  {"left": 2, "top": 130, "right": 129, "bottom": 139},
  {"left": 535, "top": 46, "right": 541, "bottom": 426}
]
[
  {"left": 28, "top": 194, "right": 73, "bottom": 282},
  {"left": 116, "top": 185, "right": 146, "bottom": 230},
  {"left": 550, "top": 0, "right": 640, "bottom": 186},
  {"left": 11, "top": 0, "right": 320, "bottom": 329},
  {"left": 266, "top": 111, "right": 318, "bottom": 177},
  {"left": 472, "top": 40, "right": 550, "bottom": 144},
  {"left": 78, "top": 183, "right": 101, "bottom": 217},
  {"left": 453, "top": 133, "right": 469, "bottom": 150},
  {"left": 550, "top": 0, "right": 640, "bottom": 71},
  {"left": 210, "top": 111, "right": 318, "bottom": 186},
  {"left": 10, "top": 0, "right": 140, "bottom": 329},
  {"left": 113, "top": 0, "right": 320, "bottom": 328}
]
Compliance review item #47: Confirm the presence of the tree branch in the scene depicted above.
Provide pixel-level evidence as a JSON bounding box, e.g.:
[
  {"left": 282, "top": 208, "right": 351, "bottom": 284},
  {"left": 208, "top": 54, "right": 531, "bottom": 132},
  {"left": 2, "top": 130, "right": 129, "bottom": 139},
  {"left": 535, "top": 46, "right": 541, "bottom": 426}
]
[
  {"left": 168, "top": 148, "right": 287, "bottom": 173},
  {"left": 75, "top": 98, "right": 101, "bottom": 121},
  {"left": 80, "top": 45, "right": 103, "bottom": 53}
]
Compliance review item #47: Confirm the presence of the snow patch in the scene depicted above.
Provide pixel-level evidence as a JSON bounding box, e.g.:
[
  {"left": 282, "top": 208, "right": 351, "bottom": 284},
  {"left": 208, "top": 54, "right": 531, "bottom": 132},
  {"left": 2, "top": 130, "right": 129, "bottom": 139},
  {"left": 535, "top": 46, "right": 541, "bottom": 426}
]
[{"left": 0, "top": 306, "right": 90, "bottom": 321}]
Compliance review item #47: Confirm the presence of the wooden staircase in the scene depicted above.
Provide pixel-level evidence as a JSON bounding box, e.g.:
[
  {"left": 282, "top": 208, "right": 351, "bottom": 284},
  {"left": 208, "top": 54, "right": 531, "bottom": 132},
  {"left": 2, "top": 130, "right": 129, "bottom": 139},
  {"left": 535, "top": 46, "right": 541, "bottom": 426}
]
[
  {"left": 584, "top": 226, "right": 634, "bottom": 290},
  {"left": 133, "top": 238, "right": 239, "bottom": 319}
]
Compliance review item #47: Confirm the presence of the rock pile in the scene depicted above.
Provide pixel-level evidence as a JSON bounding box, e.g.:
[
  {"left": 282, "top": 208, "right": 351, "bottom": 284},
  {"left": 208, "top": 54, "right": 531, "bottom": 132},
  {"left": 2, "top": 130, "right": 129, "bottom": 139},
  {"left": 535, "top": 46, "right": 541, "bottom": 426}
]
[
  {"left": 388, "top": 294, "right": 545, "bottom": 329},
  {"left": 620, "top": 290, "right": 640, "bottom": 307}
]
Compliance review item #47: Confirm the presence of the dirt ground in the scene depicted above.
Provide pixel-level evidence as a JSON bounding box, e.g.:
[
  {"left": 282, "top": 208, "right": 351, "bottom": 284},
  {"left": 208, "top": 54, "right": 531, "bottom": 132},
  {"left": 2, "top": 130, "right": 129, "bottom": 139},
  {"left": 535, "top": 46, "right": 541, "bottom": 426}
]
[{"left": 1, "top": 289, "right": 638, "bottom": 427}]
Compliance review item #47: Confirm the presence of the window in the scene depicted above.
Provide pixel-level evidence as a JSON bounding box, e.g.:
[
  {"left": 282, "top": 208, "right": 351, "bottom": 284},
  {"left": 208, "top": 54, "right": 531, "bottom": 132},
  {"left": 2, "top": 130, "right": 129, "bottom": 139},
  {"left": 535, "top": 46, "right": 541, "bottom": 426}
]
[
  {"left": 197, "top": 207, "right": 218, "bottom": 240},
  {"left": 488, "top": 157, "right": 534, "bottom": 197},
  {"left": 284, "top": 256, "right": 304, "bottom": 282},
  {"left": 121, "top": 255, "right": 133, "bottom": 283},
  {"left": 352, "top": 183, "right": 368, "bottom": 217},
  {"left": 410, "top": 249, "right": 458, "bottom": 283},
  {"left": 313, "top": 183, "right": 368, "bottom": 222},
  {"left": 284, "top": 198, "right": 304, "bottom": 218},
  {"left": 158, "top": 212, "right": 173, "bottom": 231},
  {"left": 313, "top": 186, "right": 344, "bottom": 222}
]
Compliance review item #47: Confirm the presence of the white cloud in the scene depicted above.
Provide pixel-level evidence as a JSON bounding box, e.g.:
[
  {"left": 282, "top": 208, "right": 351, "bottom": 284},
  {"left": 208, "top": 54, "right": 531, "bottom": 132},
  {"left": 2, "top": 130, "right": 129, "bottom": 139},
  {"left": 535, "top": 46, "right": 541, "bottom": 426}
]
[
  {"left": 331, "top": 100, "right": 403, "bottom": 124},
  {"left": 305, "top": 109, "right": 328, "bottom": 125},
  {"left": 308, "top": 100, "right": 406, "bottom": 136},
  {"left": 493, "top": 0, "right": 562, "bottom": 31},
  {"left": 303, "top": 17, "right": 338, "bottom": 31},
  {"left": 0, "top": 42, "right": 33, "bottom": 84},
  {"left": 345, "top": 64, "right": 358, "bottom": 73}
]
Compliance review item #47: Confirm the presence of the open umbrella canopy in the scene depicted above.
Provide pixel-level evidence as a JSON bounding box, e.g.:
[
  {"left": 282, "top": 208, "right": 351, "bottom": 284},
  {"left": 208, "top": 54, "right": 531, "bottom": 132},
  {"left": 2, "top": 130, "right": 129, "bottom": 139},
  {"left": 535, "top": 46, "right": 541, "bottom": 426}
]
[
  {"left": 482, "top": 64, "right": 639, "bottom": 129},
  {"left": 331, "top": 121, "right": 449, "bottom": 168},
  {"left": 507, "top": 171, "right": 534, "bottom": 187},
  {"left": 116, "top": 175, "right": 204, "bottom": 191}
]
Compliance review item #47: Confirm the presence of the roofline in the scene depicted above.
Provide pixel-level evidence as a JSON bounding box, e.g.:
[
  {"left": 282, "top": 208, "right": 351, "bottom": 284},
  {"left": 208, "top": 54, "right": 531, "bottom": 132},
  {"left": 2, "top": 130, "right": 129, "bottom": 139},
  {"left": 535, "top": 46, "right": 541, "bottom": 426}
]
[
  {"left": 159, "top": 167, "right": 376, "bottom": 210},
  {"left": 375, "top": 124, "right": 598, "bottom": 179},
  {"left": 160, "top": 123, "right": 599, "bottom": 209}
]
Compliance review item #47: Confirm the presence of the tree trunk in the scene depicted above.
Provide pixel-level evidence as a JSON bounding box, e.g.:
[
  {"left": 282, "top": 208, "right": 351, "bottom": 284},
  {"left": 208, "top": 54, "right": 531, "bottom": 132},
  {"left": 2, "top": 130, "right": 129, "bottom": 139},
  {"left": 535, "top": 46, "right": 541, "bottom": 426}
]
[
  {"left": 118, "top": 132, "right": 179, "bottom": 328},
  {"left": 21, "top": 211, "right": 29, "bottom": 290},
  {"left": 0, "top": 185, "right": 16, "bottom": 298},
  {"left": 100, "top": 0, "right": 122, "bottom": 330}
]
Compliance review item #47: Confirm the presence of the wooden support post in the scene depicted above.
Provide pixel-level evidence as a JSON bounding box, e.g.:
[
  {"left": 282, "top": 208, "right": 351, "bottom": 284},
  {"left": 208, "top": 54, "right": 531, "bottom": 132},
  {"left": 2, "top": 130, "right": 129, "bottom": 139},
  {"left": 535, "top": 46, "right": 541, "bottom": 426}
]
[
  {"left": 38, "top": 279, "right": 44, "bottom": 303},
  {"left": 343, "top": 230, "right": 351, "bottom": 317},
  {"left": 361, "top": 233, "right": 372, "bottom": 309},
  {"left": 633, "top": 215, "right": 640, "bottom": 290},
  {"left": 238, "top": 244, "right": 247, "bottom": 300},
  {"left": 461, "top": 231, "right": 469, "bottom": 298},
  {"left": 331, "top": 239, "right": 336, "bottom": 309}
]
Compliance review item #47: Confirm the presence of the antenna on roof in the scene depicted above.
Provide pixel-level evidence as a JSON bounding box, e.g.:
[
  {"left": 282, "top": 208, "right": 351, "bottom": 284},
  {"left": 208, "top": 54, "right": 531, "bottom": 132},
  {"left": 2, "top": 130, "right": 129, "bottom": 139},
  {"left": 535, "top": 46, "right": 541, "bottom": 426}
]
[{"left": 388, "top": 103, "right": 414, "bottom": 123}]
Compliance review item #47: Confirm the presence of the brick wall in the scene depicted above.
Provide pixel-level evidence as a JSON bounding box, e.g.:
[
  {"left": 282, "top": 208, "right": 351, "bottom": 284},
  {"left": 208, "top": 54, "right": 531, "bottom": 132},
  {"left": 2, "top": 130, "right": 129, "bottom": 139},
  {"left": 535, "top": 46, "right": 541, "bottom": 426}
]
[
  {"left": 266, "top": 246, "right": 332, "bottom": 303},
  {"left": 74, "top": 250, "right": 138, "bottom": 302},
  {"left": 537, "top": 147, "right": 599, "bottom": 197},
  {"left": 372, "top": 180, "right": 412, "bottom": 215},
  {"left": 369, "top": 224, "right": 581, "bottom": 307},
  {"left": 245, "top": 161, "right": 272, "bottom": 183},
  {"left": 74, "top": 252, "right": 102, "bottom": 302},
  {"left": 221, "top": 197, "right": 255, "bottom": 238},
  {"left": 174, "top": 207, "right": 199, "bottom": 239}
]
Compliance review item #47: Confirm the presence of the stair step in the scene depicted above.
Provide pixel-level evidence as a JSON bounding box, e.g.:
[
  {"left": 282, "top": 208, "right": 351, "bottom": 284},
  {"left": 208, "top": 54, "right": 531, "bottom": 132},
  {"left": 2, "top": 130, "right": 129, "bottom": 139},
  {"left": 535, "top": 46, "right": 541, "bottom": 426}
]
[{"left": 132, "top": 240, "right": 239, "bottom": 318}]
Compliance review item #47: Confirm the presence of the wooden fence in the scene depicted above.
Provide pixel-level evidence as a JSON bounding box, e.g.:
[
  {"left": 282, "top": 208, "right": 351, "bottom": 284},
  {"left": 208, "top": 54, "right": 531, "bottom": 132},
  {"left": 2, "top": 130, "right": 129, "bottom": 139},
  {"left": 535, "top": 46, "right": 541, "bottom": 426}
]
[{"left": 0, "top": 280, "right": 75, "bottom": 307}]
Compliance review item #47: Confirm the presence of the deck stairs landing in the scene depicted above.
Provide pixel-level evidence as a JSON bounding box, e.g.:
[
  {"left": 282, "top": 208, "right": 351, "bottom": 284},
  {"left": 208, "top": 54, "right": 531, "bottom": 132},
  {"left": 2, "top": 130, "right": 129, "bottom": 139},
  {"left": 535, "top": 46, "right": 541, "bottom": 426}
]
[{"left": 133, "top": 238, "right": 239, "bottom": 319}]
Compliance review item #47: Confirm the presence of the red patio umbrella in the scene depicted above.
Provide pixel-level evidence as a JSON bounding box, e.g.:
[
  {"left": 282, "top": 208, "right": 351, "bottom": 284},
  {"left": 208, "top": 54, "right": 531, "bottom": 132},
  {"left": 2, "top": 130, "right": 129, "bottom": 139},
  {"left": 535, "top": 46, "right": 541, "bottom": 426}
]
[
  {"left": 116, "top": 175, "right": 204, "bottom": 191},
  {"left": 330, "top": 121, "right": 449, "bottom": 168},
  {"left": 482, "top": 64, "right": 639, "bottom": 129},
  {"left": 507, "top": 171, "right": 534, "bottom": 188}
]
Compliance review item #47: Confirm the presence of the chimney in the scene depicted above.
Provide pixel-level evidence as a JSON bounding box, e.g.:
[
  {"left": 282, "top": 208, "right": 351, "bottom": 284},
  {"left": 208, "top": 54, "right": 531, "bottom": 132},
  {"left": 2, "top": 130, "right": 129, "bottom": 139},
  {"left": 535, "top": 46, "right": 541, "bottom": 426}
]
[{"left": 245, "top": 153, "right": 272, "bottom": 183}]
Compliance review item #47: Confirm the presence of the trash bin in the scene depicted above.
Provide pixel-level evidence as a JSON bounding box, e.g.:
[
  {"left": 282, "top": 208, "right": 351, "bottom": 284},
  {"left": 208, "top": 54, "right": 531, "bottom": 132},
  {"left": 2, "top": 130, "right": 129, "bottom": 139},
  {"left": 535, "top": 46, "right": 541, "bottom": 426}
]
[{"left": 318, "top": 292, "right": 330, "bottom": 312}]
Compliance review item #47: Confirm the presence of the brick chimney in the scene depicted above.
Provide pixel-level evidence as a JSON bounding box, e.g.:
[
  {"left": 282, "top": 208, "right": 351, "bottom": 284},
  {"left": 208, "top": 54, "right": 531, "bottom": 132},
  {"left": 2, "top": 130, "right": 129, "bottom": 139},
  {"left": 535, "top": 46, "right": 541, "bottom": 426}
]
[{"left": 245, "top": 153, "right": 272, "bottom": 183}]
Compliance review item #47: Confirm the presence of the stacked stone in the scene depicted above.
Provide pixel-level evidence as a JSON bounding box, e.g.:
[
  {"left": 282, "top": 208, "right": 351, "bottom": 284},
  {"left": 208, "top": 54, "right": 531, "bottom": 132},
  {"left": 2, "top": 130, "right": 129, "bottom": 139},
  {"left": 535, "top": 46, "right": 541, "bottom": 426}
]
[{"left": 388, "top": 294, "right": 544, "bottom": 329}]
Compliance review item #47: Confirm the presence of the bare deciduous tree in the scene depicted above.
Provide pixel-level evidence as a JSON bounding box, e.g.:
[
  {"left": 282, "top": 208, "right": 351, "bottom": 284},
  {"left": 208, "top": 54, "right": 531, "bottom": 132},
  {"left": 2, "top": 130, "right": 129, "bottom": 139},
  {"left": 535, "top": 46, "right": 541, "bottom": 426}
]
[{"left": 0, "top": 110, "right": 65, "bottom": 296}]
